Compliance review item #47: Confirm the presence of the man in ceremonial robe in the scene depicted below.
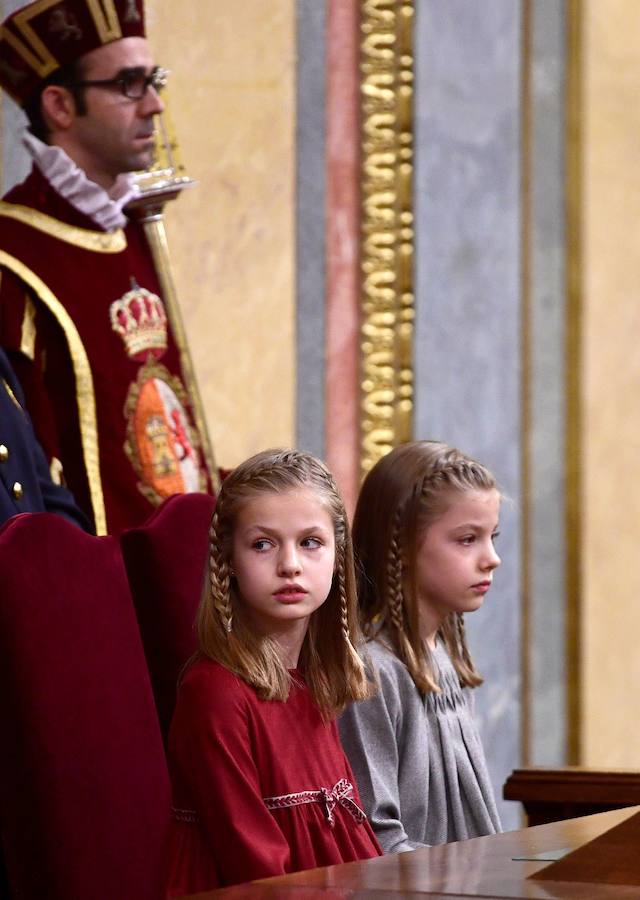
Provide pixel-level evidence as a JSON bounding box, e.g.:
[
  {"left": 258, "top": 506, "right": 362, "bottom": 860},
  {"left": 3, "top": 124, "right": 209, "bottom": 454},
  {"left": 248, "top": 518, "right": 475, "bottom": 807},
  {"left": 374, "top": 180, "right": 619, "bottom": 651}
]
[{"left": 0, "top": 0, "right": 214, "bottom": 535}]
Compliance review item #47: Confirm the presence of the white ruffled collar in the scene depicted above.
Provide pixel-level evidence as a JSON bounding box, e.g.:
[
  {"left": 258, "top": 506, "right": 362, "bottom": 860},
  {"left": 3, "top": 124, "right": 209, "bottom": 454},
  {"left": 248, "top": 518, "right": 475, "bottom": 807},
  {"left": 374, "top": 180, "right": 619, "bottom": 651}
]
[{"left": 23, "top": 131, "right": 139, "bottom": 232}]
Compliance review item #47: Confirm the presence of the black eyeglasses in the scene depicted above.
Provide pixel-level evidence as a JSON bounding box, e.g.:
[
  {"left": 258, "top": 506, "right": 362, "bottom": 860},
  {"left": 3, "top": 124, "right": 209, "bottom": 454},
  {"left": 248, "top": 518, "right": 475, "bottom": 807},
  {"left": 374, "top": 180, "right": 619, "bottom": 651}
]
[{"left": 69, "top": 66, "right": 169, "bottom": 100}]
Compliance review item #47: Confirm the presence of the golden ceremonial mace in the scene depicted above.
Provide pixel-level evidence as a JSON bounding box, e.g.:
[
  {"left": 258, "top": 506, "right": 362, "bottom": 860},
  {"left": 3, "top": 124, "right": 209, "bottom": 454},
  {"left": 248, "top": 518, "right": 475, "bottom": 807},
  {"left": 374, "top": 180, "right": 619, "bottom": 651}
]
[{"left": 126, "top": 97, "right": 220, "bottom": 492}]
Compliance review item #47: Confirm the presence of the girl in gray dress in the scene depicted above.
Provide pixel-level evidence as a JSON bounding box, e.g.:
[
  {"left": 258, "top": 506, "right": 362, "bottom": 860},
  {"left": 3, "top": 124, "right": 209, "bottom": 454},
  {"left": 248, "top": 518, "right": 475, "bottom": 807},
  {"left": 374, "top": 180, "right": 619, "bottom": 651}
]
[{"left": 339, "top": 441, "right": 502, "bottom": 852}]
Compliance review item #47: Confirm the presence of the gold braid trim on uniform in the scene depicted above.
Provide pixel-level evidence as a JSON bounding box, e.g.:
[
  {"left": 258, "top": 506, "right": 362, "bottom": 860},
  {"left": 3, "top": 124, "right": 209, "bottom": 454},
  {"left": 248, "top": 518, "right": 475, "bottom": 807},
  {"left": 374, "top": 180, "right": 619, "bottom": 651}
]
[
  {"left": 2, "top": 378, "right": 22, "bottom": 411},
  {"left": 0, "top": 202, "right": 126, "bottom": 253},
  {"left": 50, "top": 456, "right": 64, "bottom": 486},
  {"left": 0, "top": 250, "right": 106, "bottom": 535},
  {"left": 20, "top": 296, "right": 37, "bottom": 360}
]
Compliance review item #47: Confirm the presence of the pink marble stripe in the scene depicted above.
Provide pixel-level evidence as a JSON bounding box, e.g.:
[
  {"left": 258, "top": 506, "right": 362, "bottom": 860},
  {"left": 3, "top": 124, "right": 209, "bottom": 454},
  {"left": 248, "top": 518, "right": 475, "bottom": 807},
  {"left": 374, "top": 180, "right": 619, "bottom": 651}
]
[{"left": 325, "top": 0, "right": 361, "bottom": 517}]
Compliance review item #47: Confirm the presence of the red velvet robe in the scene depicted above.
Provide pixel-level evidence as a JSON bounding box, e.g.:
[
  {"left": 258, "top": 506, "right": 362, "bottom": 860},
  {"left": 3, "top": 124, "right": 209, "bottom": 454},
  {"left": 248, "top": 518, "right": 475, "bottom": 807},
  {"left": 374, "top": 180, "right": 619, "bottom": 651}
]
[
  {"left": 0, "top": 166, "right": 212, "bottom": 534},
  {"left": 166, "top": 660, "right": 382, "bottom": 895}
]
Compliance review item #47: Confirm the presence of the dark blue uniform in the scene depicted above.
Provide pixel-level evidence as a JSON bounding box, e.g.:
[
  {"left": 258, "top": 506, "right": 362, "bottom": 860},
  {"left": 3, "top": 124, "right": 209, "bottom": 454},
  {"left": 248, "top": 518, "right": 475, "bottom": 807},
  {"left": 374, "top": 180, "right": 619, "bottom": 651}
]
[{"left": 0, "top": 348, "right": 89, "bottom": 529}]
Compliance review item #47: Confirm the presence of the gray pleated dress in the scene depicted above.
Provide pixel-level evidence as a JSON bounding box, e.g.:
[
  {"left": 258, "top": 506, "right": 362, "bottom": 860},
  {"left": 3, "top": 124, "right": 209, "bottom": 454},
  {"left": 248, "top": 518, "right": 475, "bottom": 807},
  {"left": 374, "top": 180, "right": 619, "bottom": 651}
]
[{"left": 338, "top": 637, "right": 501, "bottom": 853}]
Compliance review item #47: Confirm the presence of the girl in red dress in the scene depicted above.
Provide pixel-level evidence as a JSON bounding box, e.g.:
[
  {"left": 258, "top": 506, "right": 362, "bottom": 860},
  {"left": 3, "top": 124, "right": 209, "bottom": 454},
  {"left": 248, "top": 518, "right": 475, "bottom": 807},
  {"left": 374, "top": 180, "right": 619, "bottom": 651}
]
[{"left": 166, "top": 448, "right": 382, "bottom": 895}]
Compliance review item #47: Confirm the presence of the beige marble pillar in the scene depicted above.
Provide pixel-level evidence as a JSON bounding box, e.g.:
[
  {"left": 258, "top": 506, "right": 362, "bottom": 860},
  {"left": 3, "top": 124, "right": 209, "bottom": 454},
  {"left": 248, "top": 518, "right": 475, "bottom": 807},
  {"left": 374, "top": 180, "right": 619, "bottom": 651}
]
[{"left": 580, "top": 0, "right": 640, "bottom": 764}]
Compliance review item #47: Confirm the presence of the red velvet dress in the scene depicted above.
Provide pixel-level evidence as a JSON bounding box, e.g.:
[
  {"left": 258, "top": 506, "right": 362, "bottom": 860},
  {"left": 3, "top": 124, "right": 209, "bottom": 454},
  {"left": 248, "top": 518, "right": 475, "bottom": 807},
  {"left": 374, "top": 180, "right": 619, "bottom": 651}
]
[{"left": 166, "top": 659, "right": 382, "bottom": 895}]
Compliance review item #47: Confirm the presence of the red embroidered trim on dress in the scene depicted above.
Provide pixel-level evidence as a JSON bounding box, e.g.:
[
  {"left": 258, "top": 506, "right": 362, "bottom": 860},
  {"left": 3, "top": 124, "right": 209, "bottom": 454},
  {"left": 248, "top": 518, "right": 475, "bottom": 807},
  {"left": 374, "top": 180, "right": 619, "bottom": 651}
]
[
  {"left": 263, "top": 778, "right": 366, "bottom": 828},
  {"left": 171, "top": 779, "right": 366, "bottom": 829},
  {"left": 171, "top": 806, "right": 198, "bottom": 823}
]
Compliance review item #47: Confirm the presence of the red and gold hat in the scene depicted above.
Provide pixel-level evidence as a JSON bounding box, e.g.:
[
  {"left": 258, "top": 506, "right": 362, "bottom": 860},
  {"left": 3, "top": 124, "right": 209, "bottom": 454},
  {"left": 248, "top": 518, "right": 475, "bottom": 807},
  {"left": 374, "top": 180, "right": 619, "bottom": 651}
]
[{"left": 0, "top": 0, "right": 145, "bottom": 105}]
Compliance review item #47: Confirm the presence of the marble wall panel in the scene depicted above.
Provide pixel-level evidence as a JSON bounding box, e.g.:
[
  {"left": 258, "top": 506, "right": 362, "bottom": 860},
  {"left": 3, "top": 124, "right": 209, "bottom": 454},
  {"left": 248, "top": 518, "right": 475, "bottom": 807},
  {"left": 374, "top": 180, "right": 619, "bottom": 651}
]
[
  {"left": 413, "top": 0, "right": 522, "bottom": 829},
  {"left": 324, "top": 0, "right": 361, "bottom": 513},
  {"left": 1, "top": 94, "right": 29, "bottom": 192},
  {"left": 0, "top": 0, "right": 31, "bottom": 190},
  {"left": 147, "top": 1, "right": 296, "bottom": 470},
  {"left": 296, "top": 0, "right": 326, "bottom": 460},
  {"left": 528, "top": 0, "right": 568, "bottom": 766},
  {"left": 581, "top": 0, "right": 640, "bottom": 765}
]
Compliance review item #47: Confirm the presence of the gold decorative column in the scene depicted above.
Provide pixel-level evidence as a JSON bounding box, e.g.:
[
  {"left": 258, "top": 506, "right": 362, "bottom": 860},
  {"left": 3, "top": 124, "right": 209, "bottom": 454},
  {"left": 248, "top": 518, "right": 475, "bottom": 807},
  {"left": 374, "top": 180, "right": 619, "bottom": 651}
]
[{"left": 359, "top": 0, "right": 414, "bottom": 478}]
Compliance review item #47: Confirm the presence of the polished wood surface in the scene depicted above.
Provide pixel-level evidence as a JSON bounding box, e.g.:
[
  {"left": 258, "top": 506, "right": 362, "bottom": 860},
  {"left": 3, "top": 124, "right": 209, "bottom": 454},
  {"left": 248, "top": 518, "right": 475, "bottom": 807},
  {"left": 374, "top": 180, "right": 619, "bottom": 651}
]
[
  {"left": 185, "top": 806, "right": 640, "bottom": 898},
  {"left": 532, "top": 809, "right": 640, "bottom": 886},
  {"left": 503, "top": 766, "right": 640, "bottom": 825}
]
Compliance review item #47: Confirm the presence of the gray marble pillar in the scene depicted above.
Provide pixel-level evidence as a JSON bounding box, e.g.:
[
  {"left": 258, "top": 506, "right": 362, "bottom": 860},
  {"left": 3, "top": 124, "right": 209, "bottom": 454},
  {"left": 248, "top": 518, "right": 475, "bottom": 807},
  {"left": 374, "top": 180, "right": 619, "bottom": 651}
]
[
  {"left": 413, "top": 0, "right": 523, "bottom": 830},
  {"left": 1, "top": 0, "right": 31, "bottom": 192},
  {"left": 295, "top": 0, "right": 326, "bottom": 457},
  {"left": 528, "top": 0, "right": 568, "bottom": 767}
]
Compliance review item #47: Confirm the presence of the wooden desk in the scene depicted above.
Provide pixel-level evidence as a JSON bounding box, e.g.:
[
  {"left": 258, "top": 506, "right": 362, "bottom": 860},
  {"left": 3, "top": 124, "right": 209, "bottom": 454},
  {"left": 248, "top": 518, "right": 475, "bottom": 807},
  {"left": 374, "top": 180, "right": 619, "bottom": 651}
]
[
  {"left": 503, "top": 767, "right": 640, "bottom": 826},
  {"left": 188, "top": 806, "right": 640, "bottom": 898}
]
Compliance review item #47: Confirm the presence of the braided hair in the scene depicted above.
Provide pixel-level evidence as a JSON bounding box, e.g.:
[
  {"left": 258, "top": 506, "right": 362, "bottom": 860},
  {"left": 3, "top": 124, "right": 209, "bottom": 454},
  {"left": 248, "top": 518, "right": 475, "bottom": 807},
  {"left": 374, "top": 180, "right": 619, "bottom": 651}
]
[
  {"left": 195, "top": 448, "right": 372, "bottom": 715},
  {"left": 353, "top": 441, "right": 498, "bottom": 693}
]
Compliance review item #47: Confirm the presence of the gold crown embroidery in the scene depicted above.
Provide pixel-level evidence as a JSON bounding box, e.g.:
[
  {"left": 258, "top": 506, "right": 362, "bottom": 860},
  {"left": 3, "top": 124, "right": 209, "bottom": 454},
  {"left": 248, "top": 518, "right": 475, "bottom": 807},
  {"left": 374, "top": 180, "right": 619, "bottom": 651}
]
[{"left": 110, "top": 281, "right": 168, "bottom": 361}]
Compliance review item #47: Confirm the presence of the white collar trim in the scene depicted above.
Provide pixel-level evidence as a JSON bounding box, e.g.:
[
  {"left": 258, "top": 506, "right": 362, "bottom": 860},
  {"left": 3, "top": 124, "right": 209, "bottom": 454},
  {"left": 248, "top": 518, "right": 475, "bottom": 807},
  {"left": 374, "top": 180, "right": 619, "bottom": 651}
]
[{"left": 23, "top": 131, "right": 139, "bottom": 232}]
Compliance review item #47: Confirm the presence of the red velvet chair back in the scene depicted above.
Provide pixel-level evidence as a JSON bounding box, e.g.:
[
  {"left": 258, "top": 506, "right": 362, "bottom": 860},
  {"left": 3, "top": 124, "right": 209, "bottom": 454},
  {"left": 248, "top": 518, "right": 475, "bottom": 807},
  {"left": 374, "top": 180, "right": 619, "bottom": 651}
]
[
  {"left": 120, "top": 492, "right": 215, "bottom": 742},
  {"left": 0, "top": 514, "right": 171, "bottom": 900}
]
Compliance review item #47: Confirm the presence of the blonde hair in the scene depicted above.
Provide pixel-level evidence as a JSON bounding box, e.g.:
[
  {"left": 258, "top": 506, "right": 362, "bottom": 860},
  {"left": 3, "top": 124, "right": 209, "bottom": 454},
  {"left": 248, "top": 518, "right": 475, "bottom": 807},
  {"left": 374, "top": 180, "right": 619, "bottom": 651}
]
[
  {"left": 195, "top": 448, "right": 372, "bottom": 716},
  {"left": 353, "top": 440, "right": 498, "bottom": 694}
]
